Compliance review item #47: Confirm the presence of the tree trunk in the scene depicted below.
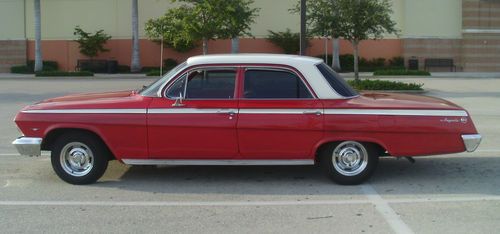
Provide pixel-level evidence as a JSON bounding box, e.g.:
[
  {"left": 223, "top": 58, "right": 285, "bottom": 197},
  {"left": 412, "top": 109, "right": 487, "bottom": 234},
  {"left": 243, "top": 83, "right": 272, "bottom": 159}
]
[
  {"left": 352, "top": 40, "right": 360, "bottom": 81},
  {"left": 231, "top": 37, "right": 239, "bottom": 54},
  {"left": 130, "top": 0, "right": 141, "bottom": 73},
  {"left": 34, "top": 0, "right": 43, "bottom": 72},
  {"left": 202, "top": 38, "right": 208, "bottom": 55},
  {"left": 332, "top": 37, "right": 341, "bottom": 72}
]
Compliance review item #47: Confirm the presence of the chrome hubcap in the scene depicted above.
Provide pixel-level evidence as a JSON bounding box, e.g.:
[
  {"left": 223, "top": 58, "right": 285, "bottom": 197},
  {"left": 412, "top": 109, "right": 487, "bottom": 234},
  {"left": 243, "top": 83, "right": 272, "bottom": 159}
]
[
  {"left": 332, "top": 141, "right": 368, "bottom": 176},
  {"left": 60, "top": 142, "right": 94, "bottom": 177}
]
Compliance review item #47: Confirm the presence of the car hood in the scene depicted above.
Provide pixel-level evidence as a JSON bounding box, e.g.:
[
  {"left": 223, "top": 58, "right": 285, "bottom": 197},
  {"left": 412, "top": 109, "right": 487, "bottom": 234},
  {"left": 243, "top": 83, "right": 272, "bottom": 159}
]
[
  {"left": 39, "top": 90, "right": 136, "bottom": 104},
  {"left": 333, "top": 92, "right": 464, "bottom": 110}
]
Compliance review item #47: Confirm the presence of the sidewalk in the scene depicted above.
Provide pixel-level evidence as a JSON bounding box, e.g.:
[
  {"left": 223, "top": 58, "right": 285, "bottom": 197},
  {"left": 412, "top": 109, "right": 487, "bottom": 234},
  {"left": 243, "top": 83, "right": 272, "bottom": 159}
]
[
  {"left": 340, "top": 72, "right": 500, "bottom": 79},
  {"left": 0, "top": 73, "right": 152, "bottom": 79}
]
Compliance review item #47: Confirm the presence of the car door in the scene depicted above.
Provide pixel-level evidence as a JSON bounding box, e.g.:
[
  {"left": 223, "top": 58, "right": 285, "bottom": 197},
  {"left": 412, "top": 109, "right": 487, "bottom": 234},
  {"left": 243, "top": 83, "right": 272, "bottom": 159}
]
[
  {"left": 147, "top": 67, "right": 239, "bottom": 159},
  {"left": 237, "top": 66, "right": 324, "bottom": 159}
]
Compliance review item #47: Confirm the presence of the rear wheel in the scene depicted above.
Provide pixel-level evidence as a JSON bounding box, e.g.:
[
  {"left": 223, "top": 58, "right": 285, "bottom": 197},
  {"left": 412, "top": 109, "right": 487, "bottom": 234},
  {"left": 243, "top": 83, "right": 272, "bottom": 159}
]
[
  {"left": 320, "top": 141, "right": 378, "bottom": 185},
  {"left": 51, "top": 133, "right": 109, "bottom": 185}
]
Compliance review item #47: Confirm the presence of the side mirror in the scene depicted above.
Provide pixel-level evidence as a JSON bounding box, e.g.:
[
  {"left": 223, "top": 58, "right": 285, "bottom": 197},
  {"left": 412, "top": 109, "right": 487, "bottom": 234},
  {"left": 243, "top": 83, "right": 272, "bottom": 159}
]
[{"left": 172, "top": 92, "right": 185, "bottom": 107}]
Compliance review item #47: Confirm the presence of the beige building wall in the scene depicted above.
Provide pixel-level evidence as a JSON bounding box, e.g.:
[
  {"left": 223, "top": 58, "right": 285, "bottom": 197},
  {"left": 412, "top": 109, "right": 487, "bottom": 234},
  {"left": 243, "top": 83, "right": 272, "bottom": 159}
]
[
  {"left": 0, "top": 0, "right": 26, "bottom": 40},
  {"left": 402, "top": 0, "right": 462, "bottom": 39},
  {"left": 22, "top": 0, "right": 406, "bottom": 40}
]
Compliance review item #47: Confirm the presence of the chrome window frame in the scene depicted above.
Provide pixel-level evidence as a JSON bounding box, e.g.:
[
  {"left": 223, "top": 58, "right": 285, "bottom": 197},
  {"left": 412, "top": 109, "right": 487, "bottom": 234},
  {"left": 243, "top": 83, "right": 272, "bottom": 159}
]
[{"left": 163, "top": 66, "right": 239, "bottom": 100}]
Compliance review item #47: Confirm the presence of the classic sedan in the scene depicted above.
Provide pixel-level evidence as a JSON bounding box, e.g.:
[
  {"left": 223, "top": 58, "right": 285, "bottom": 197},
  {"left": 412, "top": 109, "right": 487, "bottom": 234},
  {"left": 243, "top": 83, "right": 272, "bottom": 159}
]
[{"left": 13, "top": 54, "right": 481, "bottom": 185}]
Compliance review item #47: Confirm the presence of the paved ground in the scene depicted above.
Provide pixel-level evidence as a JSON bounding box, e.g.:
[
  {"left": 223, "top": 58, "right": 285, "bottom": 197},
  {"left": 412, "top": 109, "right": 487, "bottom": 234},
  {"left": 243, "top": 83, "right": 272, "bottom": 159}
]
[{"left": 0, "top": 76, "right": 499, "bottom": 233}]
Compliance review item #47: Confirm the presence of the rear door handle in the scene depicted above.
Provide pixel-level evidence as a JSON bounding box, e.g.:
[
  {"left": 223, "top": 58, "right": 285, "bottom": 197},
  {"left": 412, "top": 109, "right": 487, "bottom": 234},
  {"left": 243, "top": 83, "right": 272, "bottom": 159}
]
[{"left": 303, "top": 110, "right": 323, "bottom": 116}]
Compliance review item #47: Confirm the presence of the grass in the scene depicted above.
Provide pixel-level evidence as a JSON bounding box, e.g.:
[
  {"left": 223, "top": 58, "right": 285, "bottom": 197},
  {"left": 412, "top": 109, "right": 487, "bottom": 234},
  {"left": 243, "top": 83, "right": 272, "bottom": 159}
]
[
  {"left": 373, "top": 69, "right": 430, "bottom": 76},
  {"left": 348, "top": 79, "right": 423, "bottom": 91}
]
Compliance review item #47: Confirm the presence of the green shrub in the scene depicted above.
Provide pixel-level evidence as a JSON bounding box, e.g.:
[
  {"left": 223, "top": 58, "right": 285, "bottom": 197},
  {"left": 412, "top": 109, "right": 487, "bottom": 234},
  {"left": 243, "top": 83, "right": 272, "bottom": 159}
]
[
  {"left": 142, "top": 66, "right": 160, "bottom": 73},
  {"left": 11, "top": 60, "right": 59, "bottom": 73},
  {"left": 347, "top": 79, "right": 423, "bottom": 91},
  {"left": 10, "top": 65, "right": 32, "bottom": 74},
  {"left": 117, "top": 65, "right": 130, "bottom": 73},
  {"left": 163, "top": 59, "right": 178, "bottom": 71},
  {"left": 267, "top": 28, "right": 309, "bottom": 54},
  {"left": 146, "top": 69, "right": 162, "bottom": 76},
  {"left": 316, "top": 55, "right": 405, "bottom": 72},
  {"left": 73, "top": 26, "right": 111, "bottom": 59},
  {"left": 27, "top": 60, "right": 58, "bottom": 71},
  {"left": 35, "top": 71, "right": 94, "bottom": 77},
  {"left": 388, "top": 56, "right": 404, "bottom": 67},
  {"left": 373, "top": 69, "right": 430, "bottom": 76}
]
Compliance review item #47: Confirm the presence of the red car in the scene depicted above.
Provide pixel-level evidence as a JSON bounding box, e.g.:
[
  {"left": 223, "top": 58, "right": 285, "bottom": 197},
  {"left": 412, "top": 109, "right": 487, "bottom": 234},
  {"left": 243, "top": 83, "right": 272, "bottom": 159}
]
[{"left": 12, "top": 54, "right": 481, "bottom": 185}]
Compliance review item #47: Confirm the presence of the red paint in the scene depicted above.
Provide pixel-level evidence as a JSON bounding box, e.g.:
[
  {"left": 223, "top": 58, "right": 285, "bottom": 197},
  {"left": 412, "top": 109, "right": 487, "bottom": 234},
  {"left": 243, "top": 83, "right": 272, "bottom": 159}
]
[{"left": 14, "top": 63, "right": 479, "bottom": 161}]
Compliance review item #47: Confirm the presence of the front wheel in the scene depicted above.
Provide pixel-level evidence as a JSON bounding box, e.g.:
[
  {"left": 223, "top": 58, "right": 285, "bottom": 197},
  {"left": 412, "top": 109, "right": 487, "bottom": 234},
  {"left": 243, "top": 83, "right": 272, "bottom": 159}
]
[
  {"left": 320, "top": 141, "right": 379, "bottom": 185},
  {"left": 51, "top": 133, "right": 109, "bottom": 185}
]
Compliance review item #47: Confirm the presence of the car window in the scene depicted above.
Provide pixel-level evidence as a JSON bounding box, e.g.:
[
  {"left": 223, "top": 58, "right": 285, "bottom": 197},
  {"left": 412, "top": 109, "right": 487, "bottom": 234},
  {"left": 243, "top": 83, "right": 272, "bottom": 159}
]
[
  {"left": 244, "top": 69, "right": 313, "bottom": 99},
  {"left": 316, "top": 63, "right": 358, "bottom": 97},
  {"left": 165, "top": 69, "right": 236, "bottom": 99}
]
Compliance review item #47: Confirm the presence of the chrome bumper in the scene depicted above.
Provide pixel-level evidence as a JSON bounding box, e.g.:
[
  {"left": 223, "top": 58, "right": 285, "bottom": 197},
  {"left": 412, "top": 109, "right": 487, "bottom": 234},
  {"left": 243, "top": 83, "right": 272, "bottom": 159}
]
[
  {"left": 461, "top": 134, "right": 482, "bottom": 152},
  {"left": 12, "top": 137, "right": 43, "bottom": 156}
]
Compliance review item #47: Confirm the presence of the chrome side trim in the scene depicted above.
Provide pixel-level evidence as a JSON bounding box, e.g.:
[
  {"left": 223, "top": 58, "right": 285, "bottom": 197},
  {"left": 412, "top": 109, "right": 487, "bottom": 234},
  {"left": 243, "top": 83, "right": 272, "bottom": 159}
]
[
  {"left": 122, "top": 159, "right": 314, "bottom": 166},
  {"left": 148, "top": 108, "right": 238, "bottom": 114},
  {"left": 12, "top": 137, "right": 43, "bottom": 156},
  {"left": 461, "top": 134, "right": 482, "bottom": 152},
  {"left": 22, "top": 109, "right": 147, "bottom": 114},
  {"left": 239, "top": 109, "right": 323, "bottom": 115},
  {"left": 21, "top": 108, "right": 468, "bottom": 117},
  {"left": 324, "top": 109, "right": 468, "bottom": 117}
]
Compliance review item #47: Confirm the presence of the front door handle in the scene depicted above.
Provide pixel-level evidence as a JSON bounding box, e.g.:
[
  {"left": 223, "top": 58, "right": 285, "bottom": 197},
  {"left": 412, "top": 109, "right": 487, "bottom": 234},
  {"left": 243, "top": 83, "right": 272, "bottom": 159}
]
[
  {"left": 217, "top": 109, "right": 236, "bottom": 116},
  {"left": 303, "top": 110, "right": 323, "bottom": 116}
]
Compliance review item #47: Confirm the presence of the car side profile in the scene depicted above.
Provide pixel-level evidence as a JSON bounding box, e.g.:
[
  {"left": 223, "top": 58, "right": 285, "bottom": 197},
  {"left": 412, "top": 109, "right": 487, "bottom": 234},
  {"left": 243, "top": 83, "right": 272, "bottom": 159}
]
[{"left": 12, "top": 54, "right": 482, "bottom": 185}]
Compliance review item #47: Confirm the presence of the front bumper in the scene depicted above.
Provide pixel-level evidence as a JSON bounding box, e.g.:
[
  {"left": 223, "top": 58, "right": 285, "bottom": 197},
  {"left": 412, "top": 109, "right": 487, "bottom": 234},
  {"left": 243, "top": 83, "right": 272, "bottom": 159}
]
[
  {"left": 462, "top": 134, "right": 482, "bottom": 152},
  {"left": 12, "top": 137, "right": 43, "bottom": 156}
]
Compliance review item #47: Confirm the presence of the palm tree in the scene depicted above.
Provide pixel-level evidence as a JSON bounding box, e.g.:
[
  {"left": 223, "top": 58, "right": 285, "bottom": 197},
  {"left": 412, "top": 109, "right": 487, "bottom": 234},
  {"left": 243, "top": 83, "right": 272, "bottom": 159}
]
[
  {"left": 131, "top": 0, "right": 141, "bottom": 73},
  {"left": 34, "top": 0, "right": 43, "bottom": 72},
  {"left": 332, "top": 38, "right": 341, "bottom": 71}
]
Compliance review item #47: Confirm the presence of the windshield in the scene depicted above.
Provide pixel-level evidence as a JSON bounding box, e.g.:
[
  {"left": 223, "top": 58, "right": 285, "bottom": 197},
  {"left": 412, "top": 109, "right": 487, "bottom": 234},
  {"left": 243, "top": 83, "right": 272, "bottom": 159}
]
[
  {"left": 316, "top": 63, "right": 359, "bottom": 97},
  {"left": 139, "top": 61, "right": 188, "bottom": 96}
]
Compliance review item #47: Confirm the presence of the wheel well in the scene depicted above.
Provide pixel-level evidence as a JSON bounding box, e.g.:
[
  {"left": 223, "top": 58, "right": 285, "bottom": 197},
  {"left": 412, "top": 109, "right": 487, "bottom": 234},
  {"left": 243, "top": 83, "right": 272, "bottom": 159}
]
[
  {"left": 315, "top": 141, "right": 387, "bottom": 162},
  {"left": 41, "top": 128, "right": 115, "bottom": 160}
]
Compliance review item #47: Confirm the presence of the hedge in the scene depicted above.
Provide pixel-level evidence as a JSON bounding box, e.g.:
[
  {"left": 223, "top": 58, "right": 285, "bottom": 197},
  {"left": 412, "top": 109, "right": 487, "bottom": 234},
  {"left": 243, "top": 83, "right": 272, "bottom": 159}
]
[
  {"left": 35, "top": 71, "right": 94, "bottom": 77},
  {"left": 316, "top": 54, "right": 405, "bottom": 72},
  {"left": 347, "top": 79, "right": 423, "bottom": 91},
  {"left": 373, "top": 69, "right": 431, "bottom": 76},
  {"left": 11, "top": 60, "right": 59, "bottom": 74}
]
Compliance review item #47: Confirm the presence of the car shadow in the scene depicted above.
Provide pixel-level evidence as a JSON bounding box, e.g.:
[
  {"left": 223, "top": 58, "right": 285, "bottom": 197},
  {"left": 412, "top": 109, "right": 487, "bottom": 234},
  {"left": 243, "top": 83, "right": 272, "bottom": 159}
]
[{"left": 92, "top": 156, "right": 500, "bottom": 196}]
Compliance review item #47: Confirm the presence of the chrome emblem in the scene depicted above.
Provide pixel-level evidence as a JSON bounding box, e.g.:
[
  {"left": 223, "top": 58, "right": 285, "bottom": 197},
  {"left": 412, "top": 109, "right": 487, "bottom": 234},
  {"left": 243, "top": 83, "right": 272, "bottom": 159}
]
[
  {"left": 460, "top": 117, "right": 468, "bottom": 124},
  {"left": 440, "top": 117, "right": 468, "bottom": 124}
]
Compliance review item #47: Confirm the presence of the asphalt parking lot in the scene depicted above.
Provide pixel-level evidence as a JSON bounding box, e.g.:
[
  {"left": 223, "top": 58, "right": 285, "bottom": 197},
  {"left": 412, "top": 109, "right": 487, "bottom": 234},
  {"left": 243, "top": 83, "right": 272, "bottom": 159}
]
[{"left": 0, "top": 76, "right": 499, "bottom": 233}]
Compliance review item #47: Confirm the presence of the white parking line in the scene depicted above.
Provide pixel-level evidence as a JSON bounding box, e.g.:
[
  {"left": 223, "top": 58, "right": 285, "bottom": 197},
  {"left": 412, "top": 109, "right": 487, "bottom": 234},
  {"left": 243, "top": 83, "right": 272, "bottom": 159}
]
[
  {"left": 0, "top": 196, "right": 499, "bottom": 206},
  {"left": 361, "top": 185, "right": 414, "bottom": 234}
]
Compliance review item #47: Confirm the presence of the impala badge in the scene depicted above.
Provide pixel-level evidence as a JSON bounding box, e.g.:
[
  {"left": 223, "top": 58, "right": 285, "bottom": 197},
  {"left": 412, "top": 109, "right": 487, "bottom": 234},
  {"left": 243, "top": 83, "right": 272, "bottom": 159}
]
[{"left": 440, "top": 117, "right": 468, "bottom": 124}]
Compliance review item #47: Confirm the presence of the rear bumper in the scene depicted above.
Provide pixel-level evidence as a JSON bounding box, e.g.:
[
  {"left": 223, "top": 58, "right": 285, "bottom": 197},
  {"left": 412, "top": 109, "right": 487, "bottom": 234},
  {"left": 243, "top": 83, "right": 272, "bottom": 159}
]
[
  {"left": 12, "top": 137, "right": 43, "bottom": 156},
  {"left": 461, "top": 134, "right": 482, "bottom": 152}
]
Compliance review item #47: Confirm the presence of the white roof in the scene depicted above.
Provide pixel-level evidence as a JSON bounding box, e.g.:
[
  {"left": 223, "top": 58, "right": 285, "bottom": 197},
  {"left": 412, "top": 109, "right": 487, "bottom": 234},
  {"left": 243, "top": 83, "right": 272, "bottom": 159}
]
[
  {"left": 187, "top": 54, "right": 323, "bottom": 67},
  {"left": 185, "top": 54, "right": 343, "bottom": 99}
]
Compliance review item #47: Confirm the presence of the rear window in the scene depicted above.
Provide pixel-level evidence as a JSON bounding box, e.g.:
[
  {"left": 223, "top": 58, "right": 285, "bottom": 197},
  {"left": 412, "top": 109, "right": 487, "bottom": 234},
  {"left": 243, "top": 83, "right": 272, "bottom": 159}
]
[{"left": 316, "top": 63, "right": 358, "bottom": 97}]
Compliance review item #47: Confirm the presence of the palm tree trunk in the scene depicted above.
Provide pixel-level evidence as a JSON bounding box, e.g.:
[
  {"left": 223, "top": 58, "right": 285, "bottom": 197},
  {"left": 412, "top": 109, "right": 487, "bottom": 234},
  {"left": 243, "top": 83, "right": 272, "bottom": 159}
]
[
  {"left": 231, "top": 37, "right": 239, "bottom": 54},
  {"left": 202, "top": 37, "right": 208, "bottom": 55},
  {"left": 130, "top": 0, "right": 141, "bottom": 73},
  {"left": 332, "top": 37, "right": 341, "bottom": 72},
  {"left": 34, "top": 0, "right": 43, "bottom": 72},
  {"left": 352, "top": 40, "right": 360, "bottom": 81}
]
